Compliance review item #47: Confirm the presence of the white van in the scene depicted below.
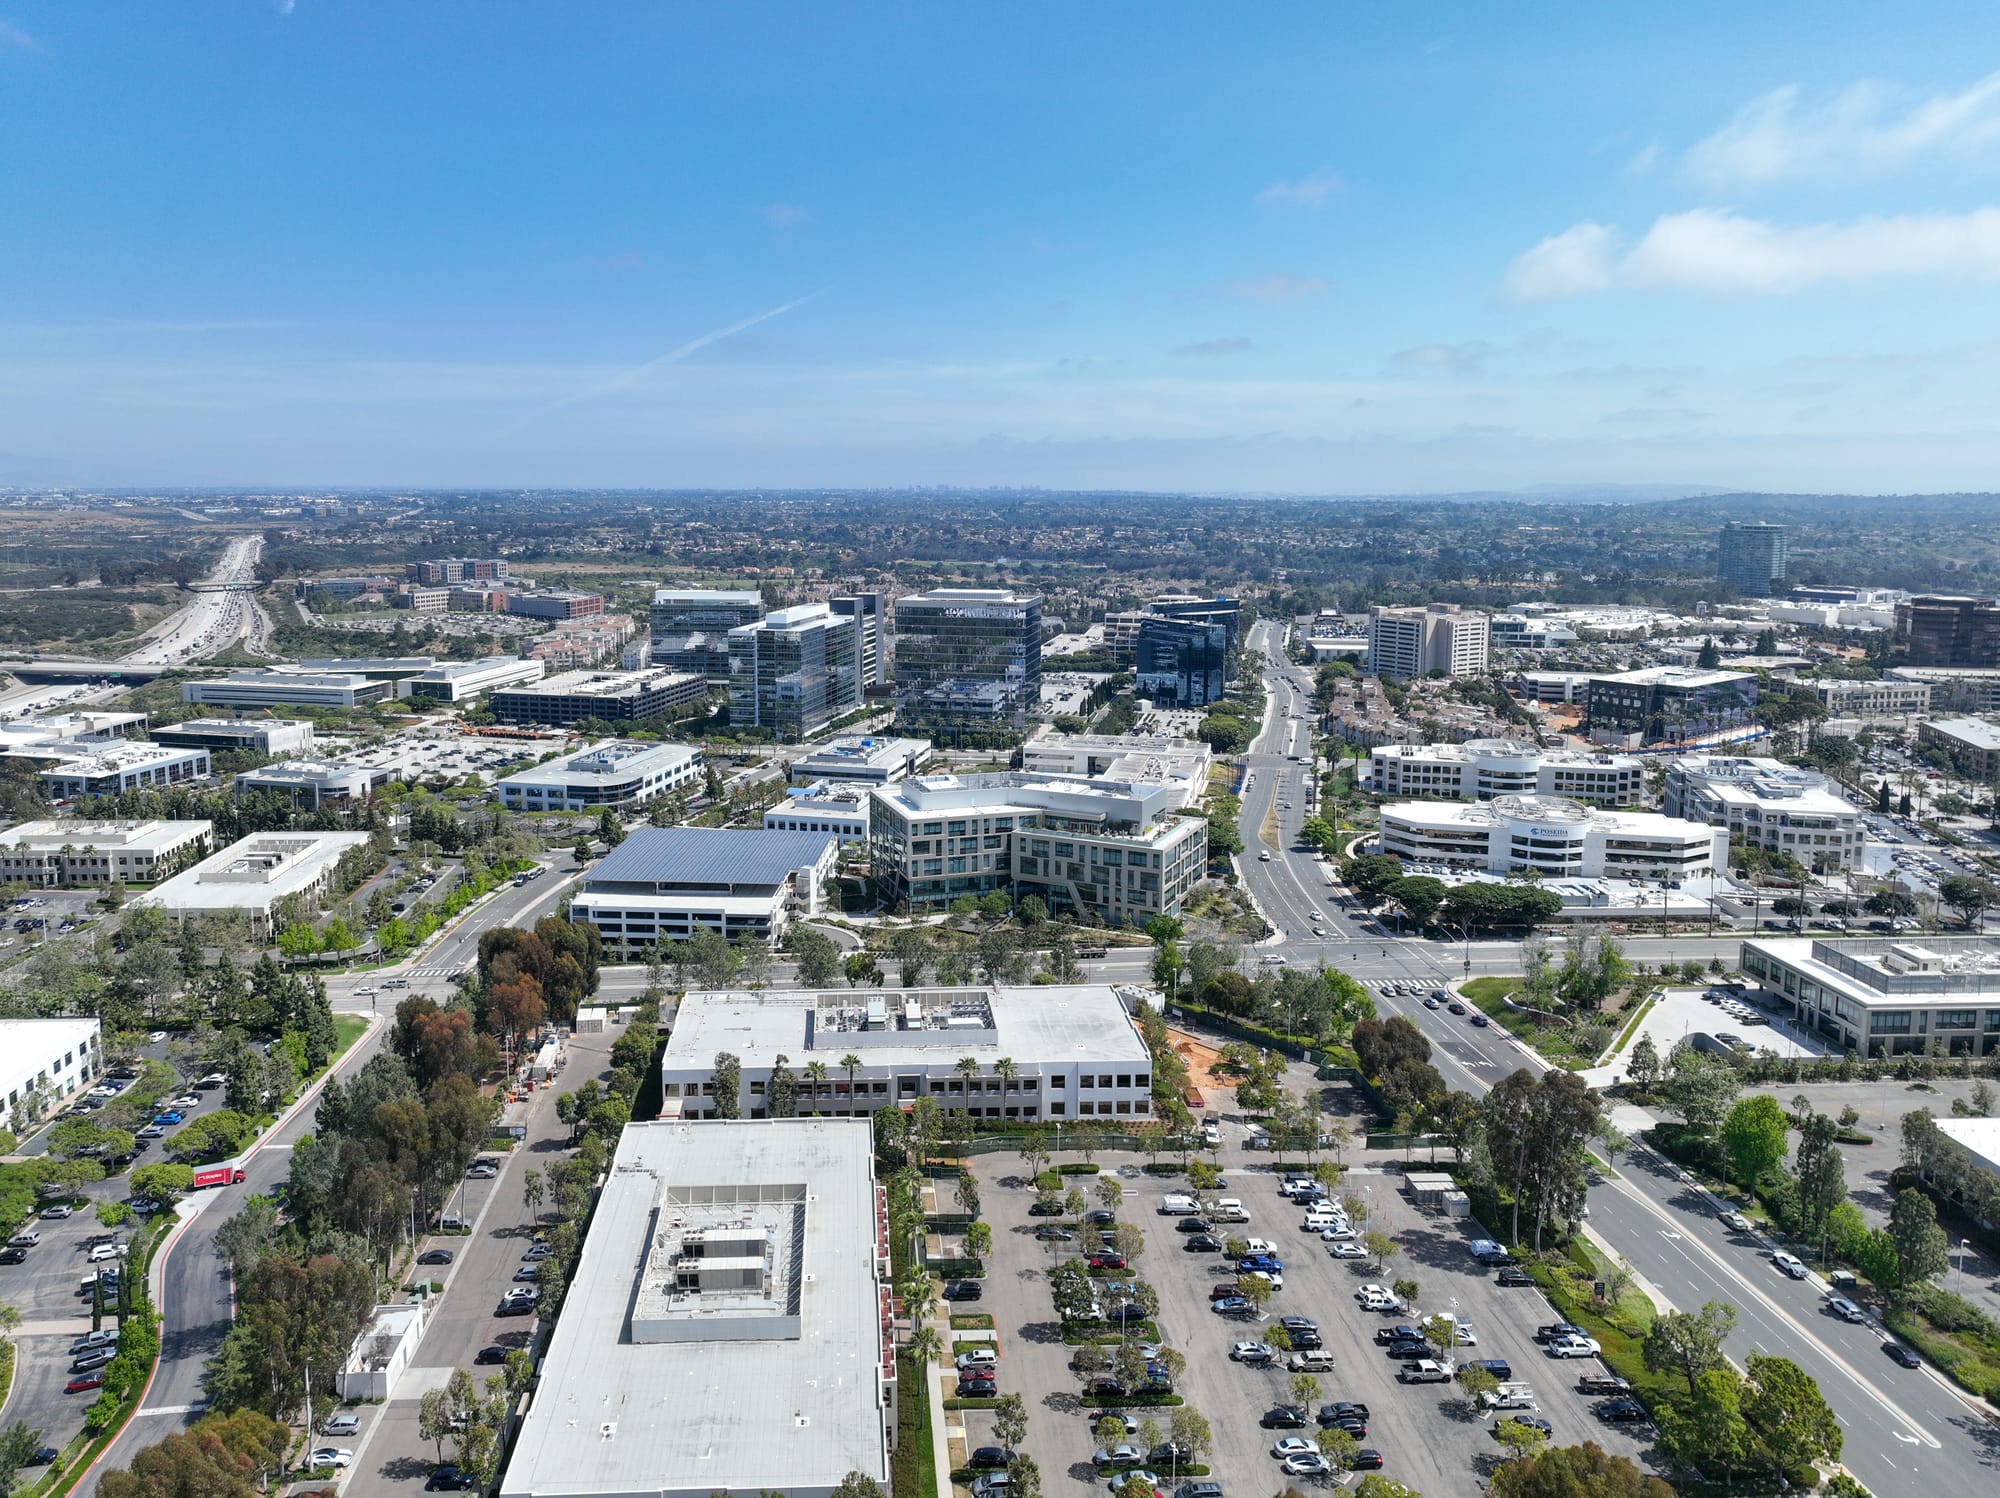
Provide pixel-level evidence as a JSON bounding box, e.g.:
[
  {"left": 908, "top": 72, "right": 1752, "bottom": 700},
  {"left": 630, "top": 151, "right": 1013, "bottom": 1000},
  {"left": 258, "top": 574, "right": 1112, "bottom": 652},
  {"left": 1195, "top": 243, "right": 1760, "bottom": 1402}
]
[{"left": 1158, "top": 1195, "right": 1198, "bottom": 1216}]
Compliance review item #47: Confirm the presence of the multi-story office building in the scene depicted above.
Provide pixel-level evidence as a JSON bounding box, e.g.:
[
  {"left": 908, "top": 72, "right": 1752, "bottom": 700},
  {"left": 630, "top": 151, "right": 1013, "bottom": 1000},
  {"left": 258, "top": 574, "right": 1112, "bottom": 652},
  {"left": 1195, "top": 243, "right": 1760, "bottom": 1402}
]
[
  {"left": 1019, "top": 731, "right": 1211, "bottom": 809},
  {"left": 1366, "top": 604, "right": 1490, "bottom": 680},
  {"left": 1365, "top": 740, "right": 1644, "bottom": 806},
  {"left": 649, "top": 589, "right": 767, "bottom": 679},
  {"left": 568, "top": 827, "right": 840, "bottom": 952},
  {"left": 763, "top": 780, "right": 872, "bottom": 844},
  {"left": 184, "top": 672, "right": 396, "bottom": 711},
  {"left": 1101, "top": 610, "right": 1149, "bottom": 663},
  {"left": 831, "top": 591, "right": 889, "bottom": 688},
  {"left": 1488, "top": 615, "right": 1580, "bottom": 651},
  {"left": 1146, "top": 594, "right": 1243, "bottom": 652},
  {"left": 506, "top": 590, "right": 606, "bottom": 621},
  {"left": 1810, "top": 679, "right": 1933, "bottom": 717},
  {"left": 0, "top": 1019, "right": 103, "bottom": 1126},
  {"left": 789, "top": 735, "right": 932, "bottom": 787},
  {"left": 1376, "top": 794, "right": 1726, "bottom": 880},
  {"left": 489, "top": 667, "right": 709, "bottom": 727},
  {"left": 1917, "top": 717, "right": 2000, "bottom": 781},
  {"left": 498, "top": 1119, "right": 893, "bottom": 1498},
  {"left": 496, "top": 742, "right": 703, "bottom": 812},
  {"left": 1583, "top": 666, "right": 1759, "bottom": 744},
  {"left": 138, "top": 830, "right": 374, "bottom": 937},
  {"left": 893, "top": 587, "right": 1043, "bottom": 726},
  {"left": 1135, "top": 615, "right": 1229, "bottom": 707},
  {"left": 407, "top": 558, "right": 510, "bottom": 584},
  {"left": 150, "top": 718, "right": 317, "bottom": 757},
  {"left": 1740, "top": 936, "right": 2000, "bottom": 1057},
  {"left": 397, "top": 585, "right": 450, "bottom": 612},
  {"left": 727, "top": 604, "right": 862, "bottom": 741},
  {"left": 869, "top": 771, "right": 1207, "bottom": 925},
  {"left": 1887, "top": 667, "right": 2000, "bottom": 712},
  {"left": 234, "top": 758, "right": 397, "bottom": 808},
  {"left": 1663, "top": 754, "right": 1864, "bottom": 873},
  {"left": 0, "top": 820, "right": 213, "bottom": 887},
  {"left": 1717, "top": 522, "right": 1789, "bottom": 595},
  {"left": 41, "top": 742, "right": 210, "bottom": 800},
  {"left": 1894, "top": 596, "right": 2000, "bottom": 668},
  {"left": 659, "top": 984, "right": 1154, "bottom": 1123},
  {"left": 405, "top": 656, "right": 546, "bottom": 702},
  {"left": 0, "top": 712, "right": 145, "bottom": 752}
]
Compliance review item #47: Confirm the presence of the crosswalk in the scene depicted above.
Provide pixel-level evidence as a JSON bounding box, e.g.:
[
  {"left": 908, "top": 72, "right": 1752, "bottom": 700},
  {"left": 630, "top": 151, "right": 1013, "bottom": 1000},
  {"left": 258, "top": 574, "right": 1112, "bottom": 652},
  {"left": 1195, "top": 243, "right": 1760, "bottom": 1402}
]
[{"left": 399, "top": 964, "right": 468, "bottom": 980}]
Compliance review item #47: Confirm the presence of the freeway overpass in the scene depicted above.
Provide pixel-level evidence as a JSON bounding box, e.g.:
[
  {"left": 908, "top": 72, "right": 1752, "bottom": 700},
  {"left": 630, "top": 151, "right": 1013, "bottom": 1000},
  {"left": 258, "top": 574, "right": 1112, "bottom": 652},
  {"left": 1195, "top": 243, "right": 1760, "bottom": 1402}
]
[{"left": 0, "top": 658, "right": 173, "bottom": 684}]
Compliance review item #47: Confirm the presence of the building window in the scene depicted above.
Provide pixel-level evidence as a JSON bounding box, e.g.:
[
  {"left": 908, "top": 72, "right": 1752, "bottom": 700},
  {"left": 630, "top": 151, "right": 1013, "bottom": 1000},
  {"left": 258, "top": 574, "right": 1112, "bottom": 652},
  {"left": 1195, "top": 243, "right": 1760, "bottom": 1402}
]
[{"left": 1049, "top": 1103, "right": 1065, "bottom": 1117}]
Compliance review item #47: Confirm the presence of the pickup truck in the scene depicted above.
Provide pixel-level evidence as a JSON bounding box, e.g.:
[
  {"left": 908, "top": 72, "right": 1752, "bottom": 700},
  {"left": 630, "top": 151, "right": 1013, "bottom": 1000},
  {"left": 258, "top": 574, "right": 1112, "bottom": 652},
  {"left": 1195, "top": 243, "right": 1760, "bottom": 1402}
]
[
  {"left": 1398, "top": 1359, "right": 1451, "bottom": 1383},
  {"left": 1534, "top": 1322, "right": 1585, "bottom": 1343}
]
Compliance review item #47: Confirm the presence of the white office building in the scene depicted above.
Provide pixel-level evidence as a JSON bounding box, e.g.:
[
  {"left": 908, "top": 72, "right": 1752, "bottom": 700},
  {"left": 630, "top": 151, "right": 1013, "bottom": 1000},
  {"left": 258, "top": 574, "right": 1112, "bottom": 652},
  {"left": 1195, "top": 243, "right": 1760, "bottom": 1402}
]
[
  {"left": 184, "top": 672, "right": 396, "bottom": 710},
  {"left": 1740, "top": 935, "right": 2000, "bottom": 1057},
  {"left": 137, "top": 831, "right": 373, "bottom": 936},
  {"left": 0, "top": 1019, "right": 103, "bottom": 1128},
  {"left": 1365, "top": 739, "right": 1644, "bottom": 807},
  {"left": 1377, "top": 794, "right": 1726, "bottom": 879},
  {"left": 1021, "top": 730, "right": 1213, "bottom": 810},
  {"left": 233, "top": 758, "right": 398, "bottom": 809},
  {"left": 869, "top": 772, "right": 1208, "bottom": 925},
  {"left": 499, "top": 1119, "right": 893, "bottom": 1498},
  {"left": 0, "top": 712, "right": 147, "bottom": 755},
  {"left": 0, "top": 820, "right": 213, "bottom": 887},
  {"left": 151, "top": 718, "right": 317, "bottom": 757},
  {"left": 41, "top": 741, "right": 211, "bottom": 800},
  {"left": 496, "top": 742, "right": 704, "bottom": 812},
  {"left": 788, "top": 735, "right": 933, "bottom": 787},
  {"left": 659, "top": 984, "right": 1154, "bottom": 1124},
  {"left": 763, "top": 781, "right": 871, "bottom": 844},
  {"left": 1810, "top": 679, "right": 1932, "bottom": 717},
  {"left": 1663, "top": 755, "right": 1864, "bottom": 873},
  {"left": 405, "top": 656, "right": 546, "bottom": 702},
  {"left": 1367, "top": 604, "right": 1490, "bottom": 680},
  {"left": 569, "top": 827, "right": 841, "bottom": 953}
]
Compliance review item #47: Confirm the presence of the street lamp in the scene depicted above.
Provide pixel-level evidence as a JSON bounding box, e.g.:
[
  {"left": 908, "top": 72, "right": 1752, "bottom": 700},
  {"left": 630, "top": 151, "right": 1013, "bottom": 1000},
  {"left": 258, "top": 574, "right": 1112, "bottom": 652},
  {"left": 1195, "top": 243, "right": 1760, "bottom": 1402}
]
[{"left": 1958, "top": 1237, "right": 1973, "bottom": 1280}]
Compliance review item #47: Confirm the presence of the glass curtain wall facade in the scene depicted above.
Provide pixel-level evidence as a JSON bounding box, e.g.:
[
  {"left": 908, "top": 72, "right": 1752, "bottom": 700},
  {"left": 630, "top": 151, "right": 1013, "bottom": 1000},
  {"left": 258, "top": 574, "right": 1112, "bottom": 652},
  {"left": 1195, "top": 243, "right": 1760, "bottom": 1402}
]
[{"left": 892, "top": 588, "right": 1043, "bottom": 726}]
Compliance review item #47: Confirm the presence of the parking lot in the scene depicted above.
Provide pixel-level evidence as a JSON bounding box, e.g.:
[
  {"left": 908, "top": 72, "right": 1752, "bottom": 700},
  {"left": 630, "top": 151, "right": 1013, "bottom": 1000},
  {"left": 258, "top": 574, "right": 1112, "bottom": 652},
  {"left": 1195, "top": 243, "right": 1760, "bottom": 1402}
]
[{"left": 955, "top": 1135, "right": 1655, "bottom": 1497}]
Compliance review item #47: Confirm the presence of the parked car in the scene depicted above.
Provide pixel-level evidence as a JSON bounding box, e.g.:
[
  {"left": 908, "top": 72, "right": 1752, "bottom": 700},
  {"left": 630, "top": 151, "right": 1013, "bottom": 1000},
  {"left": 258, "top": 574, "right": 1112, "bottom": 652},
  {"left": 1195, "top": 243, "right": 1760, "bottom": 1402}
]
[
  {"left": 1497, "top": 1266, "right": 1533, "bottom": 1286},
  {"left": 1260, "top": 1405, "right": 1309, "bottom": 1429},
  {"left": 1577, "top": 1373, "right": 1630, "bottom": 1395},
  {"left": 474, "top": 1346, "right": 510, "bottom": 1365},
  {"left": 66, "top": 1373, "right": 105, "bottom": 1394},
  {"left": 417, "top": 1249, "right": 455, "bottom": 1265},
  {"left": 1268, "top": 1437, "right": 1319, "bottom": 1461},
  {"left": 943, "top": 1280, "right": 983, "bottom": 1302},
  {"left": 0, "top": 1248, "right": 26, "bottom": 1265},
  {"left": 1493, "top": 1415, "right": 1553, "bottom": 1440},
  {"left": 1594, "top": 1397, "right": 1649, "bottom": 1423},
  {"left": 307, "top": 1448, "right": 354, "bottom": 1470},
  {"left": 1230, "top": 1341, "right": 1276, "bottom": 1364},
  {"left": 39, "top": 1204, "right": 74, "bottom": 1220}
]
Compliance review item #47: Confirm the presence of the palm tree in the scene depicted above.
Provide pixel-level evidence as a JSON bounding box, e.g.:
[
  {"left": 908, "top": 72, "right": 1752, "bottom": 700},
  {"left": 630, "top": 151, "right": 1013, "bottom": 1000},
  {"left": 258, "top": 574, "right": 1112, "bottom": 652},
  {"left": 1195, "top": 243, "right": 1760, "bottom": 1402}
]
[
  {"left": 907, "top": 1324, "right": 943, "bottom": 1365},
  {"left": 840, "top": 1052, "right": 864, "bottom": 1110},
  {"left": 954, "top": 1055, "right": 981, "bottom": 1102},
  {"left": 994, "top": 1056, "right": 1018, "bottom": 1098},
  {"left": 803, "top": 1060, "right": 828, "bottom": 1116}
]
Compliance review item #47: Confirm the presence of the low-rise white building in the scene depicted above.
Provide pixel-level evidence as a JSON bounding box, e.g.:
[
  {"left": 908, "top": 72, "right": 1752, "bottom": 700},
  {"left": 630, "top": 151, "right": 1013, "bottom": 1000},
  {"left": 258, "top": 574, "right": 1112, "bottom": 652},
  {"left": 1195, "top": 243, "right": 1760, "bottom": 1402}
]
[
  {"left": 569, "top": 827, "right": 840, "bottom": 952},
  {"left": 41, "top": 741, "right": 210, "bottom": 800},
  {"left": 1377, "top": 794, "right": 1726, "bottom": 880},
  {"left": 137, "top": 830, "right": 373, "bottom": 936},
  {"left": 0, "top": 1018, "right": 102, "bottom": 1129},
  {"left": 405, "top": 655, "right": 546, "bottom": 702},
  {"left": 1020, "top": 730, "right": 1213, "bottom": 809},
  {"left": 1365, "top": 739, "right": 1644, "bottom": 807},
  {"left": 184, "top": 672, "right": 396, "bottom": 710},
  {"left": 660, "top": 985, "right": 1154, "bottom": 1124},
  {"left": 1663, "top": 754, "right": 1864, "bottom": 873},
  {"left": 763, "top": 780, "right": 871, "bottom": 844},
  {"left": 0, "top": 712, "right": 146, "bottom": 754},
  {"left": 1740, "top": 935, "right": 2000, "bottom": 1057},
  {"left": 234, "top": 758, "right": 397, "bottom": 808},
  {"left": 334, "top": 1301, "right": 428, "bottom": 1402},
  {"left": 0, "top": 819, "right": 213, "bottom": 887},
  {"left": 150, "top": 718, "right": 317, "bottom": 757},
  {"left": 496, "top": 741, "right": 704, "bottom": 812},
  {"left": 1809, "top": 679, "right": 1932, "bottom": 717},
  {"left": 787, "top": 735, "right": 933, "bottom": 787}
]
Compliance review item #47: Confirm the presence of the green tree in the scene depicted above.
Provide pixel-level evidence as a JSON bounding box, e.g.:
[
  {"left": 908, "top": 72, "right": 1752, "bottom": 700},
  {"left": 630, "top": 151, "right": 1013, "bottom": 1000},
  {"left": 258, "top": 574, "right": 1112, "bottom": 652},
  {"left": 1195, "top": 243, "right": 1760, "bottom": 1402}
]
[
  {"left": 710, "top": 1052, "right": 743, "bottom": 1120},
  {"left": 1720, "top": 1094, "right": 1789, "bottom": 1188},
  {"left": 1494, "top": 1419, "right": 1550, "bottom": 1461},
  {"left": 1938, "top": 875, "right": 2000, "bottom": 928},
  {"left": 790, "top": 927, "right": 843, "bottom": 988},
  {"left": 1791, "top": 1111, "right": 1848, "bottom": 1251},
  {"left": 1490, "top": 1444, "right": 1674, "bottom": 1498},
  {"left": 1742, "top": 1353, "right": 1842, "bottom": 1478},
  {"left": 1642, "top": 1299, "right": 1736, "bottom": 1398},
  {"left": 1888, "top": 1187, "right": 1950, "bottom": 1291},
  {"left": 1656, "top": 1367, "right": 1752, "bottom": 1482}
]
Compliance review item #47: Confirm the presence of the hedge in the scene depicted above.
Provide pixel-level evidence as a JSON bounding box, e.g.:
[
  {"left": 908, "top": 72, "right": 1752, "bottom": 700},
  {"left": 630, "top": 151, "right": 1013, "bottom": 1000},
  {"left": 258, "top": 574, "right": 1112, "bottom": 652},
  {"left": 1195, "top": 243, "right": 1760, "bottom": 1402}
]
[
  {"left": 1058, "top": 1163, "right": 1103, "bottom": 1175},
  {"left": 928, "top": 1258, "right": 984, "bottom": 1277}
]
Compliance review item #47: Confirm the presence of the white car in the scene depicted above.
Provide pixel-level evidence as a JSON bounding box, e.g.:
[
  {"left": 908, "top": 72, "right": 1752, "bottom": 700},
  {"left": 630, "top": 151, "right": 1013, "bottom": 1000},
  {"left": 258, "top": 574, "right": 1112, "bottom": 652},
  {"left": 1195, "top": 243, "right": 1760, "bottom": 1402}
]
[
  {"left": 1719, "top": 1209, "right": 1751, "bottom": 1232},
  {"left": 1231, "top": 1341, "right": 1276, "bottom": 1364},
  {"left": 1279, "top": 1454, "right": 1330, "bottom": 1477},
  {"left": 1247, "top": 1269, "right": 1284, "bottom": 1291},
  {"left": 1318, "top": 1225, "right": 1356, "bottom": 1242},
  {"left": 1269, "top": 1437, "right": 1319, "bottom": 1461},
  {"left": 307, "top": 1448, "right": 354, "bottom": 1470},
  {"left": 1327, "top": 1242, "right": 1367, "bottom": 1260},
  {"left": 1454, "top": 1318, "right": 1477, "bottom": 1345},
  {"left": 1546, "top": 1334, "right": 1601, "bottom": 1358},
  {"left": 147, "top": 1031, "right": 167, "bottom": 1044}
]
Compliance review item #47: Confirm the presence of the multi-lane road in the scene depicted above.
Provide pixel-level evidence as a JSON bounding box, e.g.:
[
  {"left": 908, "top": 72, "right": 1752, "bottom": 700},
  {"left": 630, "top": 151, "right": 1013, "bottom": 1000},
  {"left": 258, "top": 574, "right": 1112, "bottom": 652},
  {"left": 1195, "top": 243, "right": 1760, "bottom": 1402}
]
[
  {"left": 118, "top": 534, "right": 272, "bottom": 666},
  {"left": 1215, "top": 620, "right": 2000, "bottom": 1492}
]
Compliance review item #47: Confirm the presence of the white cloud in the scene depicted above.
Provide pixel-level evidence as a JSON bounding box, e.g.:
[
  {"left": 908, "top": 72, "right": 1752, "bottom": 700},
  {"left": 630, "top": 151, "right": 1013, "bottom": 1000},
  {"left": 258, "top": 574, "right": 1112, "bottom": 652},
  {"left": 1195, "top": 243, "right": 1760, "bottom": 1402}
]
[
  {"left": 1173, "top": 337, "right": 1253, "bottom": 357},
  {"left": 1393, "top": 342, "right": 1491, "bottom": 374},
  {"left": 1504, "top": 223, "right": 1618, "bottom": 299},
  {"left": 1685, "top": 71, "right": 2000, "bottom": 188},
  {"left": 761, "top": 202, "right": 809, "bottom": 229},
  {"left": 1256, "top": 170, "right": 1342, "bottom": 208},
  {"left": 0, "top": 19, "right": 41, "bottom": 49},
  {"left": 1225, "top": 273, "right": 1330, "bottom": 302},
  {"left": 1626, "top": 140, "right": 1661, "bottom": 176}
]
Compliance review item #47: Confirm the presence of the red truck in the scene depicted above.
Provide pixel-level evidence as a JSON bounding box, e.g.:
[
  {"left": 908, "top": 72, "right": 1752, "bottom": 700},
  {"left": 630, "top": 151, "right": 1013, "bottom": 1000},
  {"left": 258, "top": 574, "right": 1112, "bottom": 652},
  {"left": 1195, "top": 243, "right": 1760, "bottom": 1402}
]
[{"left": 191, "top": 1167, "right": 246, "bottom": 1190}]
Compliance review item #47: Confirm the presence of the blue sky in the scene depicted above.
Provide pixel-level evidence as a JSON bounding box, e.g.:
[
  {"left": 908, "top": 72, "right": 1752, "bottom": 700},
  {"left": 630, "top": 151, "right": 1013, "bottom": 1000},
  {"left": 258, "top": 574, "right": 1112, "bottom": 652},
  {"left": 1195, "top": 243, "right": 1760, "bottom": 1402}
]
[{"left": 6, "top": 3, "right": 2000, "bottom": 493}]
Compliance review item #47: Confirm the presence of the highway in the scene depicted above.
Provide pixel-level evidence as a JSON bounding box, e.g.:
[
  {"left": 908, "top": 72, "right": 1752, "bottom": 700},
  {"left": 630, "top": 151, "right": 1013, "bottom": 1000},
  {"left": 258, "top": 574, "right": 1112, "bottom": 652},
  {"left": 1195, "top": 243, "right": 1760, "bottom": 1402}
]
[
  {"left": 1210, "top": 620, "right": 2000, "bottom": 1493},
  {"left": 117, "top": 534, "right": 272, "bottom": 666}
]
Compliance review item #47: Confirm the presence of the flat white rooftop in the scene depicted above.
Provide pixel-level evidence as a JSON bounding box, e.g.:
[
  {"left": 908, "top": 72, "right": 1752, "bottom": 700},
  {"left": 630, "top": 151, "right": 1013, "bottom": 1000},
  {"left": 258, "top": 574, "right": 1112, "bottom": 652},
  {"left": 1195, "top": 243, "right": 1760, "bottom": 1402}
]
[{"left": 1, "top": 819, "right": 211, "bottom": 853}]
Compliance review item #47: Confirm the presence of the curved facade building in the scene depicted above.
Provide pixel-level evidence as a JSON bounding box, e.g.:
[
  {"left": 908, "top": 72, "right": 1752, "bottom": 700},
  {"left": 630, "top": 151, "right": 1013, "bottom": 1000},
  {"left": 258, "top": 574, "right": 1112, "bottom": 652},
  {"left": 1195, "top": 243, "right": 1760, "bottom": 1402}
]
[{"left": 1377, "top": 793, "right": 1725, "bottom": 879}]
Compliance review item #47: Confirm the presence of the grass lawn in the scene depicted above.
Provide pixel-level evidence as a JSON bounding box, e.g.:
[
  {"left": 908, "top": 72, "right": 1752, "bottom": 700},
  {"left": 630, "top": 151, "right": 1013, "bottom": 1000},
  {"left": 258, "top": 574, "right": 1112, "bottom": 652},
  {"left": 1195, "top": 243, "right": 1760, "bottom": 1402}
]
[
  {"left": 1459, "top": 977, "right": 1610, "bottom": 1071},
  {"left": 332, "top": 1014, "right": 371, "bottom": 1060}
]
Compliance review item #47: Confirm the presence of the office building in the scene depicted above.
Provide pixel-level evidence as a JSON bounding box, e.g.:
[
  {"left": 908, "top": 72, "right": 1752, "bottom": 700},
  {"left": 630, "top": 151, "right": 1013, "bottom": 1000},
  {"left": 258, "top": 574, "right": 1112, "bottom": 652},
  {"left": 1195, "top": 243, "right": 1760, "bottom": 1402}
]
[
  {"left": 650, "top": 589, "right": 767, "bottom": 679},
  {"left": 448, "top": 587, "right": 509, "bottom": 613},
  {"left": 1583, "top": 666, "right": 1759, "bottom": 745},
  {"left": 569, "top": 827, "right": 840, "bottom": 953},
  {"left": 869, "top": 771, "right": 1207, "bottom": 924},
  {"left": 1918, "top": 717, "right": 2000, "bottom": 781},
  {"left": 41, "top": 742, "right": 210, "bottom": 800},
  {"left": 293, "top": 657, "right": 439, "bottom": 687},
  {"left": 0, "top": 820, "right": 213, "bottom": 887},
  {"left": 1366, "top": 604, "right": 1490, "bottom": 681},
  {"left": 1019, "top": 731, "right": 1212, "bottom": 810},
  {"left": 660, "top": 984, "right": 1153, "bottom": 1123},
  {"left": 1135, "top": 615, "right": 1229, "bottom": 707},
  {"left": 893, "top": 587, "right": 1043, "bottom": 726},
  {"left": 498, "top": 1118, "right": 893, "bottom": 1498},
  {"left": 137, "top": 831, "right": 374, "bottom": 936},
  {"left": 398, "top": 586, "right": 450, "bottom": 612},
  {"left": 1810, "top": 679, "right": 1932, "bottom": 717},
  {"left": 150, "top": 718, "right": 317, "bottom": 757},
  {"left": 233, "top": 759, "right": 398, "bottom": 809},
  {"left": 528, "top": 614, "right": 636, "bottom": 672},
  {"left": 507, "top": 590, "right": 606, "bottom": 621},
  {"left": 1717, "top": 522, "right": 1789, "bottom": 595},
  {"left": 489, "top": 667, "right": 709, "bottom": 727},
  {"left": 497, "top": 742, "right": 704, "bottom": 812},
  {"left": 1894, "top": 596, "right": 2000, "bottom": 668},
  {"left": 789, "top": 735, "right": 932, "bottom": 787},
  {"left": 183, "top": 672, "right": 396, "bottom": 711},
  {"left": 763, "top": 781, "right": 872, "bottom": 844},
  {"left": 831, "top": 590, "right": 889, "bottom": 688},
  {"left": 1101, "top": 610, "right": 1149, "bottom": 663},
  {"left": 1376, "top": 794, "right": 1726, "bottom": 880},
  {"left": 0, "top": 712, "right": 146, "bottom": 753},
  {"left": 1887, "top": 667, "right": 2000, "bottom": 712},
  {"left": 405, "top": 656, "right": 546, "bottom": 703},
  {"left": 408, "top": 558, "right": 510, "bottom": 584},
  {"left": 1146, "top": 595, "right": 1243, "bottom": 652},
  {"left": 1365, "top": 740, "right": 1644, "bottom": 807},
  {"left": 1663, "top": 755, "right": 1864, "bottom": 873},
  {"left": 1487, "top": 615, "right": 1580, "bottom": 651},
  {"left": 726, "top": 604, "right": 862, "bottom": 740},
  {"left": 1740, "top": 935, "right": 2000, "bottom": 1057},
  {"left": 0, "top": 1019, "right": 103, "bottom": 1125}
]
